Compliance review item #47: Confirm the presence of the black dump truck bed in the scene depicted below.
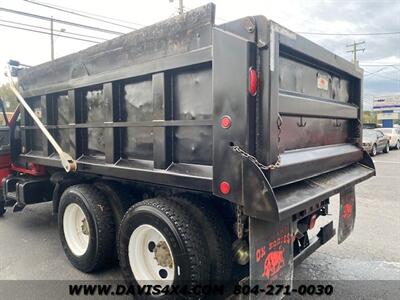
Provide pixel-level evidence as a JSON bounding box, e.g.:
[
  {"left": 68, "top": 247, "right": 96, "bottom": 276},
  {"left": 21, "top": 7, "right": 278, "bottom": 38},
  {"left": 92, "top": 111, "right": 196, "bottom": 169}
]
[
  {"left": 1, "top": 3, "right": 377, "bottom": 296},
  {"left": 15, "top": 3, "right": 374, "bottom": 223}
]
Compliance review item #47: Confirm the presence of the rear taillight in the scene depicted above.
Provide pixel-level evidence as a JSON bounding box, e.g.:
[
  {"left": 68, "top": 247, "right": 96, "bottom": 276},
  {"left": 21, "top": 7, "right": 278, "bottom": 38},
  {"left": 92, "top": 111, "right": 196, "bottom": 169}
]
[{"left": 248, "top": 67, "right": 258, "bottom": 96}]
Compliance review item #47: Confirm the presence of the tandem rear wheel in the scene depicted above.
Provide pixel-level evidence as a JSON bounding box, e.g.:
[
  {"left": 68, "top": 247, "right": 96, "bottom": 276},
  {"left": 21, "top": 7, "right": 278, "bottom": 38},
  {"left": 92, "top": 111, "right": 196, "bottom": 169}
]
[
  {"left": 117, "top": 196, "right": 232, "bottom": 299},
  {"left": 58, "top": 184, "right": 115, "bottom": 273}
]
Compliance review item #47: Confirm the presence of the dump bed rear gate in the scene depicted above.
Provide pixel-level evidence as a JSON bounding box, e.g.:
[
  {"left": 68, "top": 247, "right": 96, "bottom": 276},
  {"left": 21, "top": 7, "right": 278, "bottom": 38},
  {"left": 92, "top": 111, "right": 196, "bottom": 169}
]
[{"left": 257, "top": 23, "right": 364, "bottom": 188}]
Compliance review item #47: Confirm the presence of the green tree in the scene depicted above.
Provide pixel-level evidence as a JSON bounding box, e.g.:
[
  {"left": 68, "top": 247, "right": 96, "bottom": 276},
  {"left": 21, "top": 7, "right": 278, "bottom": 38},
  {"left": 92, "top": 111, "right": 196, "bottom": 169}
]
[
  {"left": 0, "top": 83, "right": 18, "bottom": 112},
  {"left": 363, "top": 111, "right": 377, "bottom": 124}
]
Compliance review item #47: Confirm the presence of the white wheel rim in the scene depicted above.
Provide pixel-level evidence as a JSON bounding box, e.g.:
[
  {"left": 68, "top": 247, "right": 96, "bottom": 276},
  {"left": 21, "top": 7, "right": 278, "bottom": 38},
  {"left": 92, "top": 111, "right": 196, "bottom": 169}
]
[
  {"left": 63, "top": 203, "right": 90, "bottom": 256},
  {"left": 128, "top": 224, "right": 175, "bottom": 287}
]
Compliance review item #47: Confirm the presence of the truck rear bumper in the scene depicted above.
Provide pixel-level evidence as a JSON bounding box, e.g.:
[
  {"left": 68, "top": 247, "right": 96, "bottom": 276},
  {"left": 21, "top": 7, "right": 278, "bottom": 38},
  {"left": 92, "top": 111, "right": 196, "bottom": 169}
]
[
  {"left": 274, "top": 162, "right": 374, "bottom": 221},
  {"left": 242, "top": 151, "right": 375, "bottom": 223}
]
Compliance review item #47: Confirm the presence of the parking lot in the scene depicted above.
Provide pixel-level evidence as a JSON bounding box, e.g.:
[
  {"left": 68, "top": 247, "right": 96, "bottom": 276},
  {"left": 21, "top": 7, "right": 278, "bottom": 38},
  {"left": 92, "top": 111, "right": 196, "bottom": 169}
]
[{"left": 0, "top": 150, "right": 399, "bottom": 299}]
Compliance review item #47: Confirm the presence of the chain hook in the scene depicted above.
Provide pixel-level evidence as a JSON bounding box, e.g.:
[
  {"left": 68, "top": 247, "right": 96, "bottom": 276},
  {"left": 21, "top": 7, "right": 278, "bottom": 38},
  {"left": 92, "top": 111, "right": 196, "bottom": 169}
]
[
  {"left": 333, "top": 119, "right": 342, "bottom": 128},
  {"left": 297, "top": 116, "right": 307, "bottom": 127}
]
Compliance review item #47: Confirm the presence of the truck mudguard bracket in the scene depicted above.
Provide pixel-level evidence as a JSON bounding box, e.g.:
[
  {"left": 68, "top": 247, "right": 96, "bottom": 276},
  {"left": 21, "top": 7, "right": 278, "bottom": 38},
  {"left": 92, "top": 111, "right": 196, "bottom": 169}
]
[{"left": 293, "top": 221, "right": 335, "bottom": 267}]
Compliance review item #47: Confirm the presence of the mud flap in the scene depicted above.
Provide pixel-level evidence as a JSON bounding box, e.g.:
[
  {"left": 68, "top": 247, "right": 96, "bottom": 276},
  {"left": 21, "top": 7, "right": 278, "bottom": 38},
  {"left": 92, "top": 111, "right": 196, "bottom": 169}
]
[
  {"left": 338, "top": 186, "right": 356, "bottom": 244},
  {"left": 249, "top": 217, "right": 294, "bottom": 300}
]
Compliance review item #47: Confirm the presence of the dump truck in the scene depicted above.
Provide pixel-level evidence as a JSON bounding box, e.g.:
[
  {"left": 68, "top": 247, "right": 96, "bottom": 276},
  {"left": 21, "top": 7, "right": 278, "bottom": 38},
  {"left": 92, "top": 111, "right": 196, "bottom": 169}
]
[{"left": 0, "top": 3, "right": 375, "bottom": 299}]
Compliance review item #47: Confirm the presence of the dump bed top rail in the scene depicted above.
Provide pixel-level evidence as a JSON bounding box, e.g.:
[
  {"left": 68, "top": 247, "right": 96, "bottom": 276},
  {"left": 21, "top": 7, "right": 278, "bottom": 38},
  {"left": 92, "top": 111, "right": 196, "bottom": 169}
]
[{"left": 17, "top": 4, "right": 215, "bottom": 98}]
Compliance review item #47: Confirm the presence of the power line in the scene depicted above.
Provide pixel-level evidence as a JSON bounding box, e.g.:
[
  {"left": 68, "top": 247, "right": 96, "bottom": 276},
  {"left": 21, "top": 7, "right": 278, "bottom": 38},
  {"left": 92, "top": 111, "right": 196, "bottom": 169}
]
[
  {"left": 0, "top": 18, "right": 108, "bottom": 41},
  {"left": 0, "top": 7, "right": 124, "bottom": 35},
  {"left": 0, "top": 23, "right": 100, "bottom": 43},
  {"left": 23, "top": 0, "right": 138, "bottom": 30},
  {"left": 364, "top": 70, "right": 400, "bottom": 82},
  {"left": 298, "top": 31, "right": 400, "bottom": 36},
  {"left": 364, "top": 66, "right": 389, "bottom": 77},
  {"left": 361, "top": 63, "right": 400, "bottom": 66},
  {"left": 391, "top": 65, "right": 400, "bottom": 72},
  {"left": 22, "top": 0, "right": 144, "bottom": 28}
]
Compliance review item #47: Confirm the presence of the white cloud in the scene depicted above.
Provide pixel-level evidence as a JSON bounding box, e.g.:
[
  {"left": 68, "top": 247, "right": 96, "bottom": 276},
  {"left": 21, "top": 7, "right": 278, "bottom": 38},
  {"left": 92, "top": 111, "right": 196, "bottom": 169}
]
[{"left": 0, "top": 0, "right": 398, "bottom": 96}]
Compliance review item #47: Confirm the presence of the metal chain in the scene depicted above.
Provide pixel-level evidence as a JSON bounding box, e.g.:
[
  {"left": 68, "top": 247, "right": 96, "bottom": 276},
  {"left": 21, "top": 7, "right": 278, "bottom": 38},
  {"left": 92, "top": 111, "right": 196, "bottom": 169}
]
[{"left": 231, "top": 114, "right": 283, "bottom": 171}]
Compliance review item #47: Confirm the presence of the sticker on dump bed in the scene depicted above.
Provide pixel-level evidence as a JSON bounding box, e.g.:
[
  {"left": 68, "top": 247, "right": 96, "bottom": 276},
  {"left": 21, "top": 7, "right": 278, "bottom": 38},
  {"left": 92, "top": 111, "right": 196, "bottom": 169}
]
[
  {"left": 249, "top": 218, "right": 294, "bottom": 300},
  {"left": 34, "top": 107, "right": 42, "bottom": 119},
  {"left": 338, "top": 186, "right": 356, "bottom": 244},
  {"left": 317, "top": 73, "right": 329, "bottom": 91}
]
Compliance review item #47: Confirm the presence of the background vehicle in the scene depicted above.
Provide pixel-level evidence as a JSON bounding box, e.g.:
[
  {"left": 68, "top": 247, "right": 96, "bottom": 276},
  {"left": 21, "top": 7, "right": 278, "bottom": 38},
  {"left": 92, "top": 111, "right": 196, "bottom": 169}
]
[
  {"left": 377, "top": 128, "right": 400, "bottom": 150},
  {"left": 363, "top": 129, "right": 390, "bottom": 156},
  {"left": 0, "top": 4, "right": 375, "bottom": 298}
]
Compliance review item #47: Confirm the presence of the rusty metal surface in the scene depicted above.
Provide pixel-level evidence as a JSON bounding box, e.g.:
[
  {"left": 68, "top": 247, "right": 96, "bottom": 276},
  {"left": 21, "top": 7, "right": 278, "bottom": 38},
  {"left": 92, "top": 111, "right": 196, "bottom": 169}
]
[
  {"left": 17, "top": 4, "right": 215, "bottom": 98},
  {"left": 121, "top": 79, "right": 153, "bottom": 160},
  {"left": 173, "top": 64, "right": 212, "bottom": 165},
  {"left": 280, "top": 116, "right": 350, "bottom": 151},
  {"left": 279, "top": 56, "right": 351, "bottom": 103},
  {"left": 84, "top": 88, "right": 107, "bottom": 157}
]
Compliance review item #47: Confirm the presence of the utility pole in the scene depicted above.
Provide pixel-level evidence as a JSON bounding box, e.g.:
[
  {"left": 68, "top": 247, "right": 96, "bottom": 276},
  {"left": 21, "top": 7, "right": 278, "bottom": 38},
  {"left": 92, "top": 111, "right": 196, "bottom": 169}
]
[
  {"left": 178, "top": 0, "right": 183, "bottom": 15},
  {"left": 50, "top": 16, "right": 54, "bottom": 61},
  {"left": 169, "top": 0, "right": 184, "bottom": 15},
  {"left": 346, "top": 41, "right": 365, "bottom": 66}
]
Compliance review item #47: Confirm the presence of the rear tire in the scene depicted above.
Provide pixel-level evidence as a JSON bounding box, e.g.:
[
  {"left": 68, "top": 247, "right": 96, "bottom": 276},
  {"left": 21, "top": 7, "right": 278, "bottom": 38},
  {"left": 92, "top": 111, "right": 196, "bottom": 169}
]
[
  {"left": 118, "top": 197, "right": 210, "bottom": 299},
  {"left": 94, "top": 181, "right": 141, "bottom": 262},
  {"left": 383, "top": 143, "right": 390, "bottom": 153},
  {"left": 58, "top": 184, "right": 115, "bottom": 273},
  {"left": 94, "top": 181, "right": 138, "bottom": 224},
  {"left": 371, "top": 144, "right": 377, "bottom": 156},
  {"left": 170, "top": 195, "right": 233, "bottom": 283}
]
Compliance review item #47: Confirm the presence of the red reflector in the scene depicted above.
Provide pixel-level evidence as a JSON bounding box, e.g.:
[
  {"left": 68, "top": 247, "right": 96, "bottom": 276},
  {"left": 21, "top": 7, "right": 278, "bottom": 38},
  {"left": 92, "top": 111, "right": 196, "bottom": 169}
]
[
  {"left": 308, "top": 214, "right": 318, "bottom": 230},
  {"left": 343, "top": 203, "right": 353, "bottom": 219},
  {"left": 219, "top": 181, "right": 231, "bottom": 195},
  {"left": 220, "top": 116, "right": 232, "bottom": 129},
  {"left": 248, "top": 67, "right": 258, "bottom": 96}
]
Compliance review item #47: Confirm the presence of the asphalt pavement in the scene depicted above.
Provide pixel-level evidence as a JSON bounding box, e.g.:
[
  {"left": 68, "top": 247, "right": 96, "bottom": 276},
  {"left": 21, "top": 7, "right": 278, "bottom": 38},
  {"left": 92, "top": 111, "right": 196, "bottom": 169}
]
[{"left": 0, "top": 150, "right": 399, "bottom": 299}]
